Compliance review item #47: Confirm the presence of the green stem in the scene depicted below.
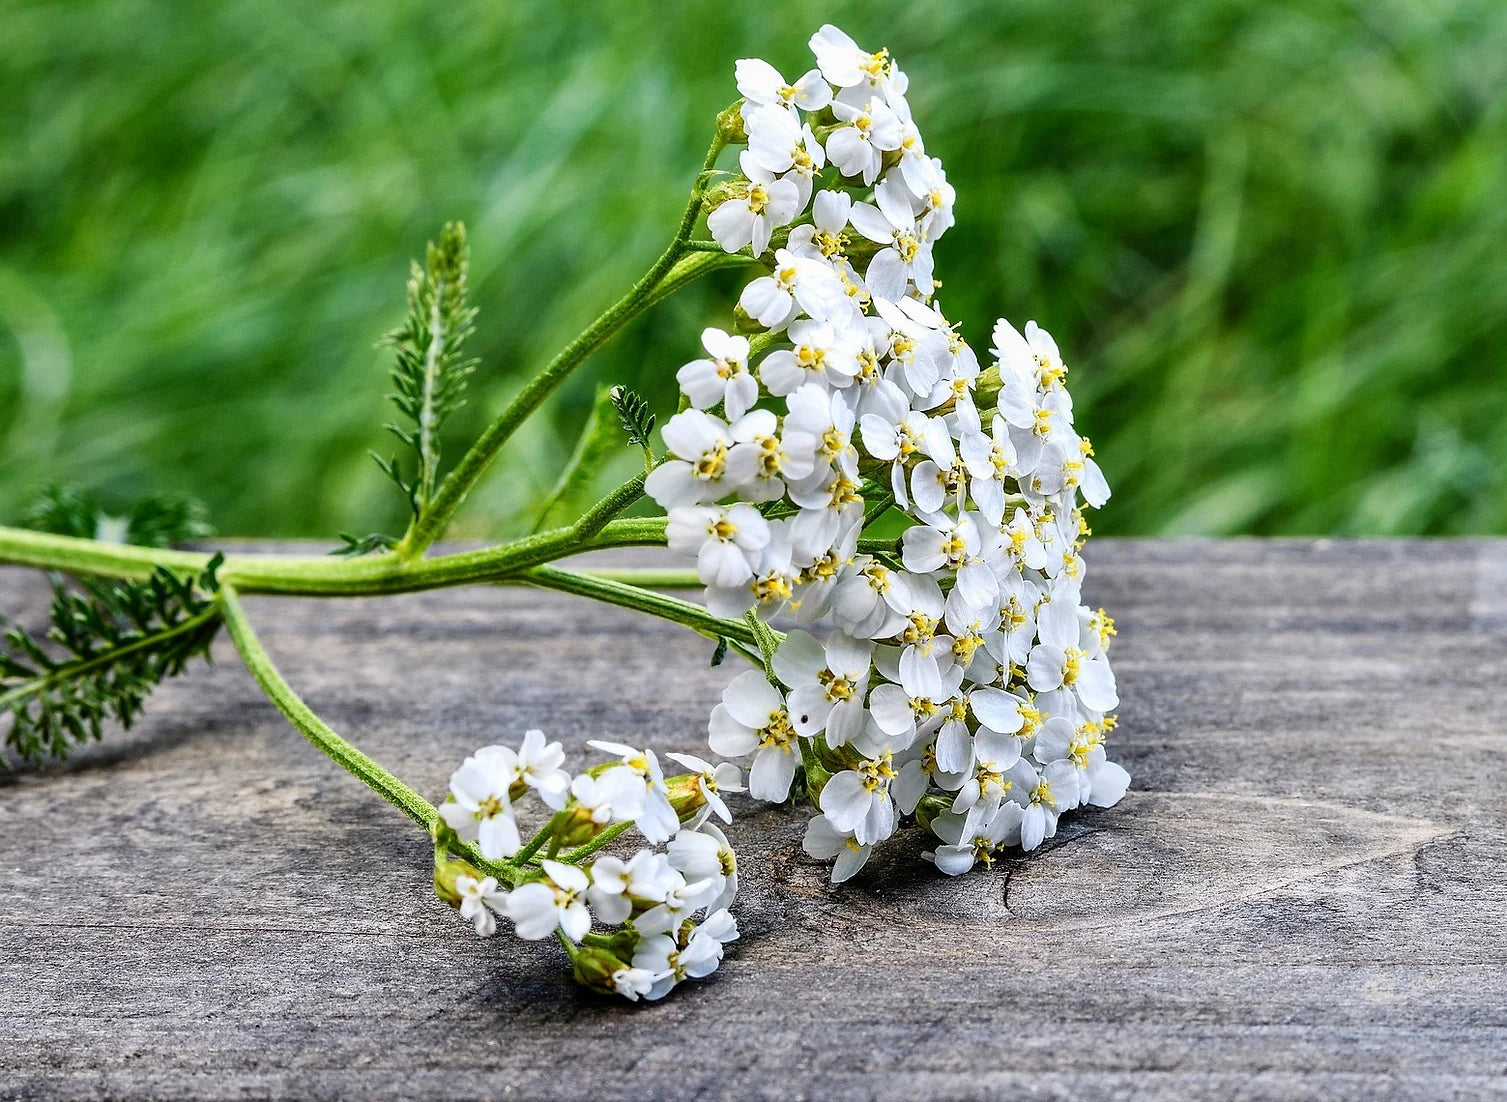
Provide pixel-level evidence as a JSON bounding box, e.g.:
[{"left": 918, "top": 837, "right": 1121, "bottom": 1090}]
[
  {"left": 510, "top": 814, "right": 564, "bottom": 867},
  {"left": 562, "top": 820, "right": 634, "bottom": 864},
  {"left": 0, "top": 526, "right": 207, "bottom": 580},
  {"left": 396, "top": 137, "right": 730, "bottom": 561},
  {"left": 219, "top": 583, "right": 438, "bottom": 830},
  {"left": 574, "top": 567, "right": 702, "bottom": 588},
  {"left": 570, "top": 474, "right": 646, "bottom": 543},
  {"left": 0, "top": 520, "right": 669, "bottom": 598},
  {"left": 514, "top": 565, "right": 764, "bottom": 648}
]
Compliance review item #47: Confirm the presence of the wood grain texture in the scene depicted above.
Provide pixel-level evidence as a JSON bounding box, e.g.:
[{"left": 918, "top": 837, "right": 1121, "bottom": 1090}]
[{"left": 2, "top": 539, "right": 1506, "bottom": 1101}]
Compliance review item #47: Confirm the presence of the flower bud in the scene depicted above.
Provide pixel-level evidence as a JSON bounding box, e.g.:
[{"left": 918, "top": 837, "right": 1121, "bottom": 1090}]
[
  {"left": 433, "top": 855, "right": 485, "bottom": 908},
  {"left": 714, "top": 100, "right": 748, "bottom": 145},
  {"left": 730, "top": 303, "right": 763, "bottom": 336},
  {"left": 665, "top": 771, "right": 709, "bottom": 820},
  {"left": 700, "top": 178, "right": 742, "bottom": 216},
  {"left": 553, "top": 802, "right": 609, "bottom": 849},
  {"left": 570, "top": 942, "right": 634, "bottom": 995},
  {"left": 971, "top": 363, "right": 1003, "bottom": 412},
  {"left": 914, "top": 794, "right": 951, "bottom": 834}
]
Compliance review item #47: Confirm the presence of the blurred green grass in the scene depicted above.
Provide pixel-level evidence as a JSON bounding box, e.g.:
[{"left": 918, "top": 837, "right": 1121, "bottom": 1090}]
[{"left": 1, "top": 0, "right": 1503, "bottom": 539}]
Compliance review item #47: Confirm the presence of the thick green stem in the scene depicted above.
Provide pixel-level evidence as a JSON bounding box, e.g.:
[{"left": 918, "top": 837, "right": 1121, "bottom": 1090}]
[
  {"left": 396, "top": 137, "right": 730, "bottom": 562},
  {"left": 570, "top": 474, "right": 646, "bottom": 543},
  {"left": 513, "top": 565, "right": 766, "bottom": 649},
  {"left": 219, "top": 583, "right": 438, "bottom": 829},
  {"left": 0, "top": 526, "right": 207, "bottom": 580},
  {"left": 0, "top": 520, "right": 668, "bottom": 598}
]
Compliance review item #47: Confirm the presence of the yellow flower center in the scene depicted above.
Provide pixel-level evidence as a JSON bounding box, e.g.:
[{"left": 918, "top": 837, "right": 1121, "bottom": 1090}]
[
  {"left": 695, "top": 444, "right": 728, "bottom": 481},
  {"left": 1061, "top": 647, "right": 1085, "bottom": 686}
]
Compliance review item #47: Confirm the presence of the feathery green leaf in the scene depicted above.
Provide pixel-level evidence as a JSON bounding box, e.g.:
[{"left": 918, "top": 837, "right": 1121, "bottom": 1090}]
[
  {"left": 1, "top": 556, "right": 225, "bottom": 768},
  {"left": 379, "top": 221, "right": 479, "bottom": 517},
  {"left": 22, "top": 485, "right": 212, "bottom": 548},
  {"left": 331, "top": 532, "right": 399, "bottom": 557},
  {"left": 610, "top": 385, "right": 656, "bottom": 453}
]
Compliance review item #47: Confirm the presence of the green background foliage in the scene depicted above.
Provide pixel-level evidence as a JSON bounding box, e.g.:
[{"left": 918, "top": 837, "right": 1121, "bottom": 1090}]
[{"left": 2, "top": 0, "right": 1503, "bottom": 539}]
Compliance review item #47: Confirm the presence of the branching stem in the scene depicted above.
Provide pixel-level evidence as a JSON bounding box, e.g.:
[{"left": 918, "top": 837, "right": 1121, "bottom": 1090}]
[{"left": 395, "top": 135, "right": 734, "bottom": 561}]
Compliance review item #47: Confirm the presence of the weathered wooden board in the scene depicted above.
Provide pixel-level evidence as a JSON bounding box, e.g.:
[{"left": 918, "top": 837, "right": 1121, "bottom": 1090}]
[{"left": 2, "top": 540, "right": 1506, "bottom": 1100}]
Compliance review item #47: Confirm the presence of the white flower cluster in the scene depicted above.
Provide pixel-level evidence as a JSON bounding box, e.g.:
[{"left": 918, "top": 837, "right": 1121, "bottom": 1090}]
[
  {"left": 436, "top": 731, "right": 740, "bottom": 1001},
  {"left": 648, "top": 25, "right": 1131, "bottom": 884}
]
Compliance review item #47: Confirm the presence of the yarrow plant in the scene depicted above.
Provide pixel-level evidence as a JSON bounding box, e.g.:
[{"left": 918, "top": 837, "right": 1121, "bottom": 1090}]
[{"left": 0, "top": 25, "right": 1127, "bottom": 1000}]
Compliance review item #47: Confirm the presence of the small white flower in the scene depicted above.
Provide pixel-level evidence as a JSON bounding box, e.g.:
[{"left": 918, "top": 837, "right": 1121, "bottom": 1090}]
[
  {"left": 819, "top": 750, "right": 899, "bottom": 845},
  {"left": 735, "top": 57, "right": 832, "bottom": 113},
  {"left": 676, "top": 327, "right": 757, "bottom": 421},
  {"left": 831, "top": 557, "right": 907, "bottom": 640},
  {"left": 666, "top": 503, "right": 772, "bottom": 589},
  {"left": 454, "top": 874, "right": 508, "bottom": 937},
  {"left": 707, "top": 152, "right": 802, "bottom": 256},
  {"left": 738, "top": 249, "right": 849, "bottom": 331},
  {"left": 585, "top": 740, "right": 681, "bottom": 843},
  {"left": 808, "top": 24, "right": 897, "bottom": 93},
  {"left": 708, "top": 670, "right": 801, "bottom": 802},
  {"left": 744, "top": 104, "right": 826, "bottom": 210},
  {"left": 913, "top": 156, "right": 956, "bottom": 240},
  {"left": 730, "top": 410, "right": 816, "bottom": 503},
  {"left": 514, "top": 728, "right": 570, "bottom": 810},
  {"left": 568, "top": 765, "right": 649, "bottom": 827},
  {"left": 873, "top": 295, "right": 951, "bottom": 398},
  {"left": 783, "top": 382, "right": 860, "bottom": 483},
  {"left": 633, "top": 923, "right": 728, "bottom": 1000},
  {"left": 633, "top": 870, "right": 718, "bottom": 936},
  {"left": 1025, "top": 591, "right": 1119, "bottom": 714},
  {"left": 438, "top": 745, "right": 523, "bottom": 860},
  {"left": 848, "top": 174, "right": 934, "bottom": 299},
  {"left": 757, "top": 318, "right": 862, "bottom": 396},
  {"left": 803, "top": 812, "right": 872, "bottom": 882},
  {"left": 665, "top": 752, "right": 744, "bottom": 824},
  {"left": 901, "top": 512, "right": 998, "bottom": 611},
  {"left": 788, "top": 189, "right": 854, "bottom": 264},
  {"left": 825, "top": 88, "right": 902, "bottom": 186},
  {"left": 1019, "top": 760, "right": 1083, "bottom": 852},
  {"left": 644, "top": 409, "right": 756, "bottom": 507},
  {"left": 772, "top": 629, "right": 873, "bottom": 747},
  {"left": 667, "top": 821, "right": 739, "bottom": 913},
  {"left": 612, "top": 966, "right": 657, "bottom": 1001},
  {"left": 868, "top": 644, "right": 963, "bottom": 744},
  {"left": 503, "top": 859, "right": 592, "bottom": 941},
  {"left": 930, "top": 802, "right": 1025, "bottom": 875}
]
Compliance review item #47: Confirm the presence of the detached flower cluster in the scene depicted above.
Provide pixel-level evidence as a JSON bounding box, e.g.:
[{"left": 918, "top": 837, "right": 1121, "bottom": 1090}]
[
  {"left": 435, "top": 730, "right": 740, "bottom": 1002},
  {"left": 648, "top": 24, "right": 1131, "bottom": 885}
]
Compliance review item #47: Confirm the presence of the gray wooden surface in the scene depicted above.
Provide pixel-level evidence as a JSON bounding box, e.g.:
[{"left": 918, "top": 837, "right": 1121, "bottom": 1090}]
[{"left": 2, "top": 540, "right": 1505, "bottom": 1100}]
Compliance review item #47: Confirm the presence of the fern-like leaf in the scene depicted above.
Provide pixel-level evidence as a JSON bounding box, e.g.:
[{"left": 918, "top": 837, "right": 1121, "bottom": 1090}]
[
  {"left": 331, "top": 532, "right": 399, "bottom": 557},
  {"left": 23, "top": 484, "right": 212, "bottom": 548},
  {"left": 22, "top": 485, "right": 102, "bottom": 540},
  {"left": 379, "top": 221, "right": 479, "bottom": 516},
  {"left": 610, "top": 385, "right": 656, "bottom": 452},
  {"left": 0, "top": 556, "right": 225, "bottom": 768},
  {"left": 124, "top": 493, "right": 213, "bottom": 548}
]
